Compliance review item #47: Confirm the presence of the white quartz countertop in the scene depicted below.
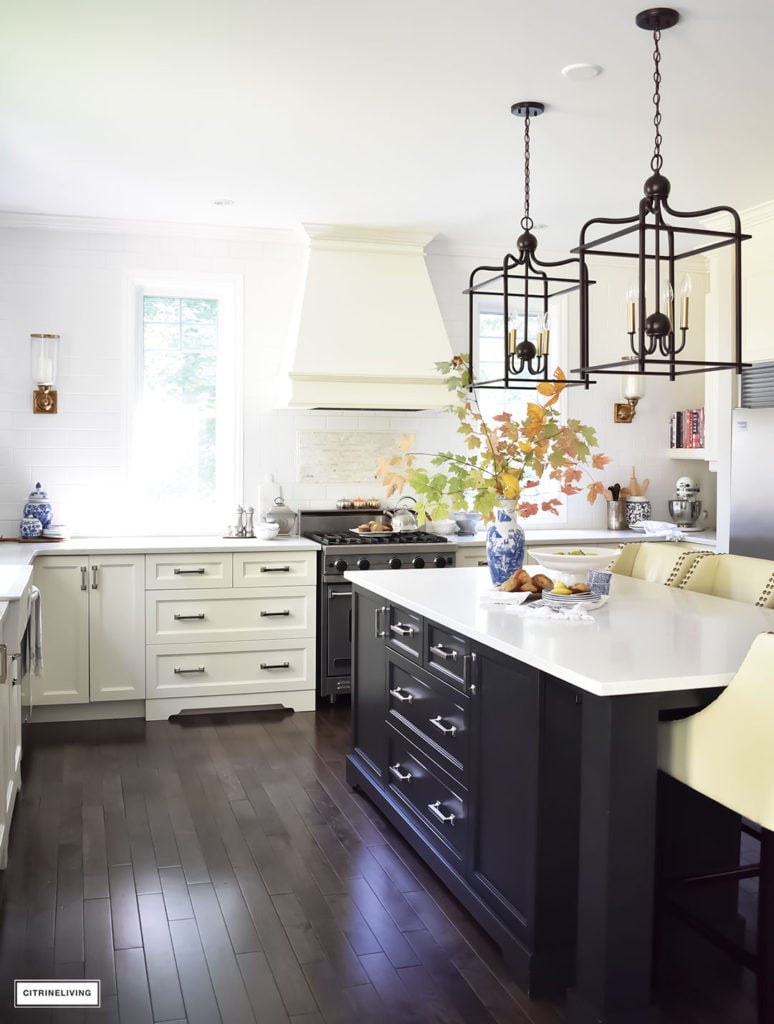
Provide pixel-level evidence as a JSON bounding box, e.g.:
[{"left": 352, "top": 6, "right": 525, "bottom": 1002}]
[
  {"left": 451, "top": 528, "right": 716, "bottom": 547},
  {"left": 0, "top": 564, "right": 34, "bottom": 601},
  {"left": 346, "top": 566, "right": 770, "bottom": 698},
  {"left": 0, "top": 535, "right": 319, "bottom": 568}
]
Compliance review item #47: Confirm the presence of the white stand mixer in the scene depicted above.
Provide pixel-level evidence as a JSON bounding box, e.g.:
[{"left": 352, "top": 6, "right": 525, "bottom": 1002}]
[{"left": 668, "top": 475, "right": 705, "bottom": 531}]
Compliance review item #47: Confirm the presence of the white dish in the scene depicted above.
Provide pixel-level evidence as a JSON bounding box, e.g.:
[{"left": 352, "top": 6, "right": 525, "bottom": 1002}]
[
  {"left": 425, "top": 519, "right": 459, "bottom": 536},
  {"left": 528, "top": 547, "right": 616, "bottom": 573},
  {"left": 541, "top": 593, "right": 609, "bottom": 610},
  {"left": 349, "top": 526, "right": 395, "bottom": 536}
]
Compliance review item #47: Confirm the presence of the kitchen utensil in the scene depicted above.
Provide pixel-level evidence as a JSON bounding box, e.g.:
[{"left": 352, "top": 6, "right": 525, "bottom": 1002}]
[
  {"left": 609, "top": 483, "right": 621, "bottom": 502},
  {"left": 628, "top": 467, "right": 642, "bottom": 497},
  {"left": 386, "top": 496, "right": 418, "bottom": 532}
]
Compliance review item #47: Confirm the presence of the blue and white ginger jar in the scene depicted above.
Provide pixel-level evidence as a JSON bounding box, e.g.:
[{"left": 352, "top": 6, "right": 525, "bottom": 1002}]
[
  {"left": 20, "top": 515, "right": 43, "bottom": 539},
  {"left": 486, "top": 501, "right": 526, "bottom": 586},
  {"left": 23, "top": 481, "right": 53, "bottom": 529}
]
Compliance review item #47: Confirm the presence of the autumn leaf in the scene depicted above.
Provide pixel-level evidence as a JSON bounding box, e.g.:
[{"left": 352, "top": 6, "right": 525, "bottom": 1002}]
[
  {"left": 592, "top": 453, "right": 612, "bottom": 470},
  {"left": 398, "top": 434, "right": 415, "bottom": 452},
  {"left": 587, "top": 480, "right": 608, "bottom": 504},
  {"left": 518, "top": 501, "right": 539, "bottom": 517}
]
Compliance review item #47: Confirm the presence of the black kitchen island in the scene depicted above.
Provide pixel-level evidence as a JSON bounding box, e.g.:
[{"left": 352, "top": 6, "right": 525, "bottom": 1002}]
[{"left": 345, "top": 567, "right": 774, "bottom": 1024}]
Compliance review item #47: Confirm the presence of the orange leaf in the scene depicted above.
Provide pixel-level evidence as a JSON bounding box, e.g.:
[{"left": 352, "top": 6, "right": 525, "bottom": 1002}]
[
  {"left": 592, "top": 453, "right": 612, "bottom": 470},
  {"left": 518, "top": 501, "right": 539, "bottom": 517},
  {"left": 398, "top": 433, "right": 415, "bottom": 452}
]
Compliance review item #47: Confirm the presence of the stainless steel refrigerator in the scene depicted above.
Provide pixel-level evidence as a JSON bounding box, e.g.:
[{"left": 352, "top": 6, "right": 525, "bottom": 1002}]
[{"left": 729, "top": 407, "right": 774, "bottom": 557}]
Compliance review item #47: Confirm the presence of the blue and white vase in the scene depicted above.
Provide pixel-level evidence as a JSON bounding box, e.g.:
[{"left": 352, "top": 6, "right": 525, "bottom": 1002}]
[
  {"left": 20, "top": 515, "right": 43, "bottom": 539},
  {"left": 486, "top": 500, "right": 526, "bottom": 586},
  {"left": 23, "top": 482, "right": 53, "bottom": 529}
]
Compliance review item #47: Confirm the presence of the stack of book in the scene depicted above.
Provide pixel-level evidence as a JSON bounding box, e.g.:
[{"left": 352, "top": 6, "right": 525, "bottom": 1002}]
[{"left": 669, "top": 408, "right": 704, "bottom": 449}]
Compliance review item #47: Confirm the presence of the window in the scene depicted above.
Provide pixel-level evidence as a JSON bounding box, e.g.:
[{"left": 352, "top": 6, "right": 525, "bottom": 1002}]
[
  {"left": 127, "top": 278, "right": 241, "bottom": 534},
  {"left": 473, "top": 301, "right": 568, "bottom": 524}
]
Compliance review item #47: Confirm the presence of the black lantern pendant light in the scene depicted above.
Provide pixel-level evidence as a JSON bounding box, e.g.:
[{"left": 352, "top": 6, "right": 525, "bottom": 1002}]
[
  {"left": 466, "top": 102, "right": 593, "bottom": 390},
  {"left": 572, "top": 8, "right": 750, "bottom": 383}
]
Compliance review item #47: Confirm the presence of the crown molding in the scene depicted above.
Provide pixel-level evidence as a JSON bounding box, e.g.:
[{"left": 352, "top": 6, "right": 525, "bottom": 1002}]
[{"left": 0, "top": 211, "right": 298, "bottom": 244}]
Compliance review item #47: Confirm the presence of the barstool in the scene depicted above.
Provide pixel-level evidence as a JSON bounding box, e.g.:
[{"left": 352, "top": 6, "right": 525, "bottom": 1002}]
[
  {"left": 679, "top": 553, "right": 774, "bottom": 607},
  {"left": 607, "top": 541, "right": 712, "bottom": 586},
  {"left": 657, "top": 631, "right": 774, "bottom": 1023}
]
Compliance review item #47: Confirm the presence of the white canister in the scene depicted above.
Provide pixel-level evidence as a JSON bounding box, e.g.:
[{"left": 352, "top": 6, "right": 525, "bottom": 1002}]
[{"left": 625, "top": 496, "right": 652, "bottom": 526}]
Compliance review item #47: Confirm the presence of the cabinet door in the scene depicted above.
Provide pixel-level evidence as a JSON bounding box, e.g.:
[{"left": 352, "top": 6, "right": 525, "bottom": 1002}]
[
  {"left": 89, "top": 556, "right": 146, "bottom": 701},
  {"left": 0, "top": 643, "right": 10, "bottom": 866},
  {"left": 351, "top": 589, "right": 388, "bottom": 781},
  {"left": 30, "top": 556, "right": 89, "bottom": 705},
  {"left": 455, "top": 545, "right": 488, "bottom": 569}
]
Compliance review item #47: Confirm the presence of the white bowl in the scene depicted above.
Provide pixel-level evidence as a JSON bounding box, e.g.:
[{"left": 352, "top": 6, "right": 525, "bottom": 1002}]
[
  {"left": 529, "top": 547, "right": 615, "bottom": 584},
  {"left": 426, "top": 519, "right": 459, "bottom": 536},
  {"left": 254, "top": 522, "right": 281, "bottom": 540}
]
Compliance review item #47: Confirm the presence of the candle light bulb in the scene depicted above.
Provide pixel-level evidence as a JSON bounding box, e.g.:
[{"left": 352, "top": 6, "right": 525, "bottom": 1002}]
[
  {"left": 625, "top": 284, "right": 638, "bottom": 334},
  {"left": 679, "top": 274, "right": 692, "bottom": 329},
  {"left": 662, "top": 279, "right": 674, "bottom": 326}
]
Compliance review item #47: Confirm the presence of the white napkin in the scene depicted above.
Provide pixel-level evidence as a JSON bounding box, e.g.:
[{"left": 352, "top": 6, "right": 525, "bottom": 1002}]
[{"left": 638, "top": 520, "right": 684, "bottom": 541}]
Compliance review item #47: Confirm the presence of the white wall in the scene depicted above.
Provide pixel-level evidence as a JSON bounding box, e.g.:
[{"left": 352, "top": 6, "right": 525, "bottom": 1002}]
[{"left": 0, "top": 215, "right": 725, "bottom": 537}]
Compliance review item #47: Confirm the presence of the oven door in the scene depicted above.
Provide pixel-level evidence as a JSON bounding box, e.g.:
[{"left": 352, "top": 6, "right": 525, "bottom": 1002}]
[{"left": 321, "top": 581, "right": 353, "bottom": 700}]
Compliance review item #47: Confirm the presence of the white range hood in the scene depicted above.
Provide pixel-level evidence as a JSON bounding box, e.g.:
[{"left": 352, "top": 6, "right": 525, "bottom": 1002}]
[{"left": 280, "top": 224, "right": 453, "bottom": 410}]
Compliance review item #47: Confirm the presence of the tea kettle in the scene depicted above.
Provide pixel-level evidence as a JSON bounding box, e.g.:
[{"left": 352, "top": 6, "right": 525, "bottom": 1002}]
[{"left": 386, "top": 496, "right": 418, "bottom": 533}]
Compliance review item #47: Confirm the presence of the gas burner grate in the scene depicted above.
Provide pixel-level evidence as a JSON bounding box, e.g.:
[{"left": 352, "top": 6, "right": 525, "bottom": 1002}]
[{"left": 305, "top": 530, "right": 447, "bottom": 546}]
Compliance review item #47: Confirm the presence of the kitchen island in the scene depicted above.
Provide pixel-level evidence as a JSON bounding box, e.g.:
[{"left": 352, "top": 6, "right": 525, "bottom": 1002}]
[{"left": 345, "top": 567, "right": 774, "bottom": 1024}]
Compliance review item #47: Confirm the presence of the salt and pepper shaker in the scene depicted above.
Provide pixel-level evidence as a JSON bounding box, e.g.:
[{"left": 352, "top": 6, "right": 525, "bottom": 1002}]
[{"left": 232, "top": 504, "right": 256, "bottom": 538}]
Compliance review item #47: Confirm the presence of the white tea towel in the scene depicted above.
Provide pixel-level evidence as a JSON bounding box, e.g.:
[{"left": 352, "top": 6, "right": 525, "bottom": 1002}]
[
  {"left": 29, "top": 585, "right": 43, "bottom": 676},
  {"left": 637, "top": 521, "right": 684, "bottom": 541}
]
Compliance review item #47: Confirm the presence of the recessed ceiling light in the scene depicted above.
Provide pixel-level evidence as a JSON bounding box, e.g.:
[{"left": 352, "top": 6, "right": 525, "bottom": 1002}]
[
  {"left": 561, "top": 63, "right": 603, "bottom": 81},
  {"left": 213, "top": 198, "right": 235, "bottom": 206}
]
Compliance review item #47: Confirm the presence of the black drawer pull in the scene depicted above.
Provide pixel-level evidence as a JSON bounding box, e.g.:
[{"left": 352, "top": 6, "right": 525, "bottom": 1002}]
[
  {"left": 389, "top": 764, "right": 412, "bottom": 783},
  {"left": 260, "top": 609, "right": 291, "bottom": 617},
  {"left": 389, "top": 687, "right": 414, "bottom": 704},
  {"left": 429, "top": 644, "right": 458, "bottom": 661},
  {"left": 429, "top": 716, "right": 456, "bottom": 736},
  {"left": 173, "top": 567, "right": 206, "bottom": 575},
  {"left": 477, "top": 559, "right": 488, "bottom": 567},
  {"left": 427, "top": 801, "right": 456, "bottom": 826},
  {"left": 174, "top": 613, "right": 206, "bottom": 621},
  {"left": 390, "top": 622, "right": 415, "bottom": 637},
  {"left": 173, "top": 666, "right": 206, "bottom": 674},
  {"left": 260, "top": 661, "right": 290, "bottom": 670},
  {"left": 260, "top": 565, "right": 291, "bottom": 573}
]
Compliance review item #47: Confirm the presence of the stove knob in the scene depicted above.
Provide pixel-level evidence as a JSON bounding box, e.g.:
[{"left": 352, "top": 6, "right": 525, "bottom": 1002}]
[
  {"left": 357, "top": 558, "right": 370, "bottom": 570},
  {"left": 334, "top": 559, "right": 348, "bottom": 573},
  {"left": 433, "top": 555, "right": 448, "bottom": 568},
  {"left": 412, "top": 556, "right": 425, "bottom": 569},
  {"left": 388, "top": 556, "right": 402, "bottom": 570}
]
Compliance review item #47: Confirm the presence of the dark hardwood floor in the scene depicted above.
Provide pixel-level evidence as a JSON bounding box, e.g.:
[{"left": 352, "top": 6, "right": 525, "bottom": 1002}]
[{"left": 0, "top": 703, "right": 757, "bottom": 1023}]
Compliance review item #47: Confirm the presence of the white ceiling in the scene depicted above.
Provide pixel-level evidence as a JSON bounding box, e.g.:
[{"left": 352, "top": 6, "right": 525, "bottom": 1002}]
[{"left": 2, "top": 0, "right": 772, "bottom": 250}]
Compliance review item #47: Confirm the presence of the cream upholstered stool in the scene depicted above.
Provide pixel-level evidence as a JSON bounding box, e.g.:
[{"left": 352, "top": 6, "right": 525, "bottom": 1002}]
[
  {"left": 607, "top": 541, "right": 712, "bottom": 586},
  {"left": 679, "top": 553, "right": 774, "bottom": 607},
  {"left": 657, "top": 631, "right": 774, "bottom": 1024}
]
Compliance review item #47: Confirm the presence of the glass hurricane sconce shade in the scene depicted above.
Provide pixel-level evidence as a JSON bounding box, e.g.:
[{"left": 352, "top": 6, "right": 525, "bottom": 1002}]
[
  {"left": 31, "top": 333, "right": 59, "bottom": 414},
  {"left": 572, "top": 7, "right": 750, "bottom": 383},
  {"left": 466, "top": 100, "right": 594, "bottom": 391},
  {"left": 614, "top": 357, "right": 646, "bottom": 423}
]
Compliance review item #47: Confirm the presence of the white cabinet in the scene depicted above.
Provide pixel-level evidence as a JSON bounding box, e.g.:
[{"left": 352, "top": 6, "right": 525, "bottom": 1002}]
[
  {"left": 145, "top": 550, "right": 317, "bottom": 720},
  {"left": 454, "top": 543, "right": 488, "bottom": 568},
  {"left": 31, "top": 555, "right": 145, "bottom": 705},
  {"left": 0, "top": 630, "right": 11, "bottom": 868}
]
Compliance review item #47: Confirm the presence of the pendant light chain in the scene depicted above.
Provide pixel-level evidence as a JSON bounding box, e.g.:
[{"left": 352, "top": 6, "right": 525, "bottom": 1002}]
[
  {"left": 520, "top": 113, "right": 533, "bottom": 232},
  {"left": 650, "top": 28, "right": 664, "bottom": 173}
]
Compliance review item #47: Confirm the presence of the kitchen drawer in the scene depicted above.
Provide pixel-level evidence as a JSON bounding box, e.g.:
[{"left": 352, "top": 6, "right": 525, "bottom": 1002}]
[
  {"left": 146, "top": 638, "right": 315, "bottom": 699},
  {"left": 426, "top": 622, "right": 471, "bottom": 690},
  {"left": 146, "top": 552, "right": 232, "bottom": 590},
  {"left": 385, "top": 604, "right": 422, "bottom": 662},
  {"left": 387, "top": 652, "right": 468, "bottom": 777},
  {"left": 454, "top": 545, "right": 488, "bottom": 569},
  {"left": 234, "top": 550, "right": 316, "bottom": 588},
  {"left": 386, "top": 724, "right": 467, "bottom": 863},
  {"left": 146, "top": 587, "right": 315, "bottom": 644}
]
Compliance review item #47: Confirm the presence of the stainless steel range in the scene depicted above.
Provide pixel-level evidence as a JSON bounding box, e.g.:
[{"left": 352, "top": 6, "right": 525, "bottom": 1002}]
[{"left": 299, "top": 509, "right": 456, "bottom": 701}]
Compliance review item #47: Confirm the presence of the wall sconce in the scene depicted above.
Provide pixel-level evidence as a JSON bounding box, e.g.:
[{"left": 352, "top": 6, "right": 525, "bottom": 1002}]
[
  {"left": 31, "top": 333, "right": 59, "bottom": 414},
  {"left": 614, "top": 357, "right": 645, "bottom": 423}
]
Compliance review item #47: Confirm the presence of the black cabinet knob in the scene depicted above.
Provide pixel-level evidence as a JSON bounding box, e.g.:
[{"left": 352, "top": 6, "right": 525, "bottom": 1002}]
[
  {"left": 434, "top": 556, "right": 447, "bottom": 568},
  {"left": 334, "top": 559, "right": 348, "bottom": 573},
  {"left": 388, "top": 556, "right": 402, "bottom": 569},
  {"left": 357, "top": 558, "right": 370, "bottom": 570},
  {"left": 412, "top": 556, "right": 425, "bottom": 569}
]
